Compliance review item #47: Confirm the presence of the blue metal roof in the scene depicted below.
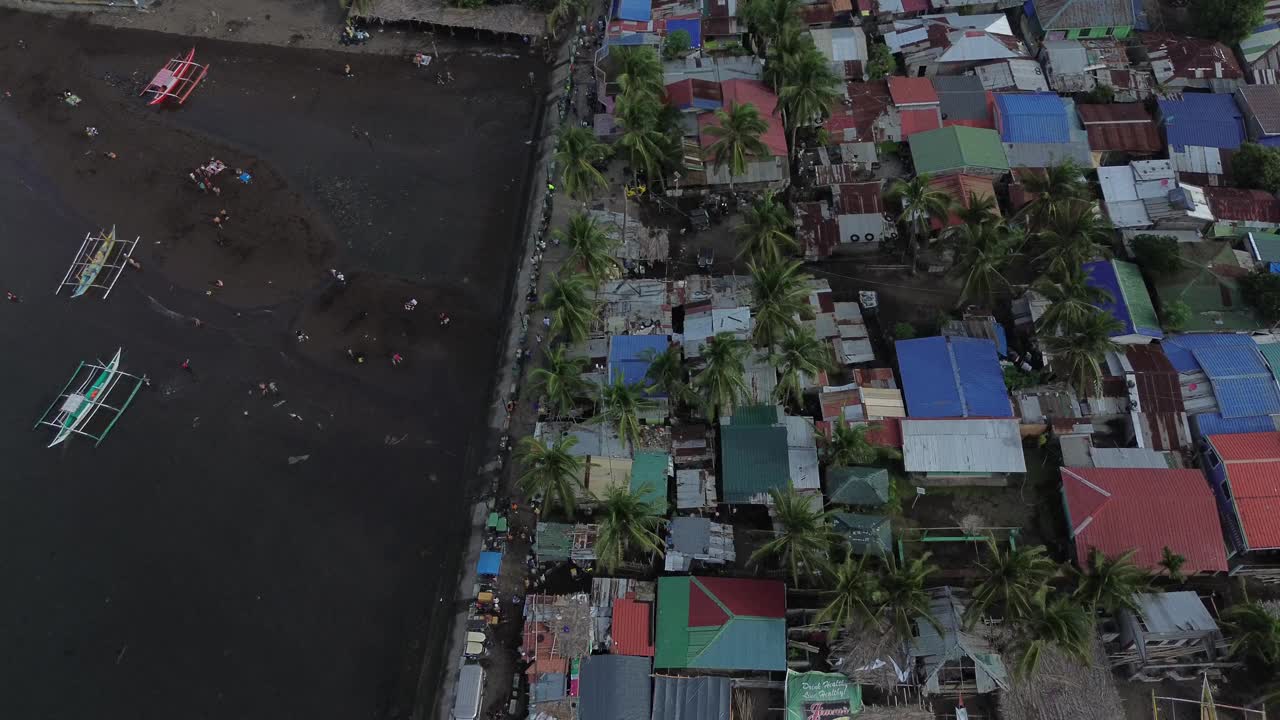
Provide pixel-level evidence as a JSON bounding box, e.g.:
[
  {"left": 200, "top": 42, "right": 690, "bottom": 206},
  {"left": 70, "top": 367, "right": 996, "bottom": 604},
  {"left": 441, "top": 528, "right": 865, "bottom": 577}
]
[
  {"left": 1194, "top": 413, "right": 1279, "bottom": 438},
  {"left": 1085, "top": 259, "right": 1134, "bottom": 336},
  {"left": 666, "top": 18, "right": 701, "bottom": 48},
  {"left": 1189, "top": 343, "right": 1280, "bottom": 418},
  {"left": 616, "top": 0, "right": 653, "bottom": 21},
  {"left": 608, "top": 335, "right": 671, "bottom": 388},
  {"left": 1160, "top": 334, "right": 1257, "bottom": 373},
  {"left": 1158, "top": 94, "right": 1245, "bottom": 151},
  {"left": 478, "top": 551, "right": 502, "bottom": 575},
  {"left": 896, "top": 336, "right": 1012, "bottom": 418},
  {"left": 994, "top": 93, "right": 1070, "bottom": 144}
]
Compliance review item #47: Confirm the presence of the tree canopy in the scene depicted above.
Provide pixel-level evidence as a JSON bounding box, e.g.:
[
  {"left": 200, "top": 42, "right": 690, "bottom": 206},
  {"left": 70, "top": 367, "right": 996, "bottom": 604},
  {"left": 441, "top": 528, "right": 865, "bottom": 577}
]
[
  {"left": 1130, "top": 234, "right": 1182, "bottom": 275},
  {"left": 1232, "top": 142, "right": 1280, "bottom": 193},
  {"left": 1191, "top": 0, "right": 1267, "bottom": 45},
  {"left": 1242, "top": 270, "right": 1280, "bottom": 323}
]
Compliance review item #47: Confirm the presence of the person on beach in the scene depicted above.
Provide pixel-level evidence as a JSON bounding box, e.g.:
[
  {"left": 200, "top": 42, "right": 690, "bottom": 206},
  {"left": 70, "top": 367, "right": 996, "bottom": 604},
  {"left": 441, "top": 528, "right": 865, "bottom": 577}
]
[
  {"left": 181, "top": 359, "right": 193, "bottom": 374},
  {"left": 438, "top": 312, "right": 451, "bottom": 327},
  {"left": 295, "top": 330, "right": 309, "bottom": 342},
  {"left": 404, "top": 298, "right": 418, "bottom": 311},
  {"left": 6, "top": 291, "right": 19, "bottom": 303},
  {"left": 391, "top": 352, "right": 404, "bottom": 366}
]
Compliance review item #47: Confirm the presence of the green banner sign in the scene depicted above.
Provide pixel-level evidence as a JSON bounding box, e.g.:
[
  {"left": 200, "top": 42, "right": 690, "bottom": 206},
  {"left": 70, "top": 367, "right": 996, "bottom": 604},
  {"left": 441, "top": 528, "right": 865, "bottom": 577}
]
[{"left": 785, "top": 670, "right": 862, "bottom": 720}]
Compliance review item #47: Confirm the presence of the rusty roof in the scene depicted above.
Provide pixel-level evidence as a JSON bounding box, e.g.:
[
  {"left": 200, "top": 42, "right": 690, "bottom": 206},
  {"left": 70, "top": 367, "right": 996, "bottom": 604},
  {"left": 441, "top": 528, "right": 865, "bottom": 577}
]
[
  {"left": 1204, "top": 187, "right": 1280, "bottom": 224},
  {"left": 836, "top": 181, "right": 885, "bottom": 215},
  {"left": 1140, "top": 32, "right": 1243, "bottom": 81},
  {"left": 1076, "top": 102, "right": 1163, "bottom": 154},
  {"left": 824, "top": 81, "right": 892, "bottom": 142},
  {"left": 1126, "top": 345, "right": 1185, "bottom": 414},
  {"left": 928, "top": 174, "right": 998, "bottom": 229}
]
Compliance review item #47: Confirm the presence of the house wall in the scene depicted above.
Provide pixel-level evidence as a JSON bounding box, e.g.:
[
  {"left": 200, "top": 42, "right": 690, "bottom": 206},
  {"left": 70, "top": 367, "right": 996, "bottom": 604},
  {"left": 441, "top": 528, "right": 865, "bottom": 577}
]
[
  {"left": 1057, "top": 25, "right": 1132, "bottom": 39},
  {"left": 1200, "top": 443, "right": 1249, "bottom": 554},
  {"left": 914, "top": 472, "right": 1011, "bottom": 487},
  {"left": 1247, "top": 44, "right": 1280, "bottom": 83}
]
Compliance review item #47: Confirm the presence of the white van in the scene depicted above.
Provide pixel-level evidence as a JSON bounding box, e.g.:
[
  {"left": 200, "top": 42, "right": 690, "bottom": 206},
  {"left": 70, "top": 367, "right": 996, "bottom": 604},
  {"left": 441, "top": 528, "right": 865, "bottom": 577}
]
[{"left": 452, "top": 663, "right": 485, "bottom": 720}]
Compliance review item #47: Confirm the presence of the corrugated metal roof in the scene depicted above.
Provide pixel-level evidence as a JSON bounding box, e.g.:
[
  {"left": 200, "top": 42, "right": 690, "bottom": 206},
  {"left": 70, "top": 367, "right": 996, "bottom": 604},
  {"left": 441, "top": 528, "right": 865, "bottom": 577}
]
[
  {"left": 1032, "top": 0, "right": 1134, "bottom": 30},
  {"left": 611, "top": 598, "right": 655, "bottom": 657},
  {"left": 531, "top": 672, "right": 567, "bottom": 703},
  {"left": 932, "top": 75, "right": 991, "bottom": 123},
  {"left": 1085, "top": 259, "right": 1163, "bottom": 339},
  {"left": 720, "top": 423, "right": 789, "bottom": 503},
  {"left": 652, "top": 676, "right": 731, "bottom": 720},
  {"left": 608, "top": 335, "right": 671, "bottom": 388},
  {"left": 579, "top": 655, "right": 652, "bottom": 720},
  {"left": 670, "top": 516, "right": 712, "bottom": 554},
  {"left": 616, "top": 0, "right": 653, "bottom": 21},
  {"left": 896, "top": 335, "right": 1012, "bottom": 418},
  {"left": 1158, "top": 94, "right": 1245, "bottom": 151},
  {"left": 909, "top": 126, "right": 1009, "bottom": 174},
  {"left": 1132, "top": 592, "right": 1219, "bottom": 632},
  {"left": 1077, "top": 102, "right": 1163, "bottom": 154},
  {"left": 1193, "top": 413, "right": 1280, "bottom": 437},
  {"left": 785, "top": 415, "right": 821, "bottom": 492},
  {"left": 655, "top": 577, "right": 786, "bottom": 671},
  {"left": 826, "top": 466, "right": 891, "bottom": 505},
  {"left": 888, "top": 75, "right": 940, "bottom": 106},
  {"left": 910, "top": 587, "right": 1009, "bottom": 694},
  {"left": 1204, "top": 187, "right": 1280, "bottom": 224},
  {"left": 1191, "top": 345, "right": 1280, "bottom": 417},
  {"left": 901, "top": 108, "right": 943, "bottom": 138},
  {"left": 1161, "top": 333, "right": 1257, "bottom": 373},
  {"left": 1089, "top": 447, "right": 1177, "bottom": 468},
  {"left": 1259, "top": 342, "right": 1280, "bottom": 385},
  {"left": 995, "top": 93, "right": 1070, "bottom": 143},
  {"left": 1060, "top": 467, "right": 1227, "bottom": 573},
  {"left": 902, "top": 419, "right": 1026, "bottom": 474},
  {"left": 1206, "top": 432, "right": 1280, "bottom": 549},
  {"left": 833, "top": 512, "right": 892, "bottom": 555},
  {"left": 630, "top": 451, "right": 670, "bottom": 510}
]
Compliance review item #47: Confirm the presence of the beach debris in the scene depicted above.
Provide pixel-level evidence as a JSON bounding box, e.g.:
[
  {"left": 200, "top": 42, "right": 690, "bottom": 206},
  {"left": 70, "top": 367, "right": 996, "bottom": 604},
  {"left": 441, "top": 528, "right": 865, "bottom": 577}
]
[
  {"left": 287, "top": 454, "right": 310, "bottom": 465},
  {"left": 295, "top": 330, "right": 310, "bottom": 343},
  {"left": 287, "top": 413, "right": 303, "bottom": 421},
  {"left": 385, "top": 433, "right": 407, "bottom": 446}
]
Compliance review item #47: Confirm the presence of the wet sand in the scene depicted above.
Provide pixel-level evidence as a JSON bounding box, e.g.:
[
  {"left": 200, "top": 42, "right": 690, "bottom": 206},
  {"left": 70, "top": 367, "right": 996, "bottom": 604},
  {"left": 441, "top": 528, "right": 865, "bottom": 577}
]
[{"left": 0, "top": 10, "right": 543, "bottom": 719}]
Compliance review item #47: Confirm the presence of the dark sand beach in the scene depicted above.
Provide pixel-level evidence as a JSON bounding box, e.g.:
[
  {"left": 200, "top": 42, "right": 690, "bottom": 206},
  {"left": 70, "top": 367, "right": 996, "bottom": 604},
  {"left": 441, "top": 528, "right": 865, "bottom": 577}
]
[{"left": 0, "top": 11, "right": 542, "bottom": 718}]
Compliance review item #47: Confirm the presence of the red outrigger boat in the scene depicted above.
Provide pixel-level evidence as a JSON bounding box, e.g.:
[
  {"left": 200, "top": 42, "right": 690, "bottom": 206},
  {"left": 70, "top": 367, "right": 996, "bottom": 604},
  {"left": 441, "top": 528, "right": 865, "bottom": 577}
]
[{"left": 140, "top": 48, "right": 209, "bottom": 106}]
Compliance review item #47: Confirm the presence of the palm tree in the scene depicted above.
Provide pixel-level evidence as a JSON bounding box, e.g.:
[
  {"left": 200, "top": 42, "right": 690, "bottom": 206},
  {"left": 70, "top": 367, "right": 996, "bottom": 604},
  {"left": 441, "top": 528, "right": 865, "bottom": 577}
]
[
  {"left": 951, "top": 221, "right": 1019, "bottom": 308},
  {"left": 750, "top": 260, "right": 813, "bottom": 347},
  {"left": 555, "top": 127, "right": 610, "bottom": 201},
  {"left": 595, "top": 376, "right": 656, "bottom": 449},
  {"left": 1034, "top": 200, "right": 1113, "bottom": 276},
  {"left": 1015, "top": 593, "right": 1093, "bottom": 677},
  {"left": 965, "top": 540, "right": 1060, "bottom": 626},
  {"left": 694, "top": 332, "right": 751, "bottom": 418},
  {"left": 815, "top": 555, "right": 884, "bottom": 638},
  {"left": 613, "top": 46, "right": 664, "bottom": 99},
  {"left": 777, "top": 44, "right": 842, "bottom": 155},
  {"left": 822, "top": 421, "right": 900, "bottom": 467},
  {"left": 515, "top": 435, "right": 584, "bottom": 518},
  {"left": 1041, "top": 312, "right": 1122, "bottom": 397},
  {"left": 545, "top": 0, "right": 587, "bottom": 37},
  {"left": 741, "top": 0, "right": 802, "bottom": 58},
  {"left": 643, "top": 345, "right": 696, "bottom": 408},
  {"left": 886, "top": 175, "right": 953, "bottom": 261},
  {"left": 1221, "top": 600, "right": 1280, "bottom": 666},
  {"left": 749, "top": 487, "right": 840, "bottom": 586},
  {"left": 704, "top": 102, "right": 771, "bottom": 180},
  {"left": 542, "top": 273, "right": 598, "bottom": 343},
  {"left": 881, "top": 553, "right": 941, "bottom": 646},
  {"left": 772, "top": 326, "right": 834, "bottom": 405},
  {"left": 956, "top": 192, "right": 999, "bottom": 226},
  {"left": 1073, "top": 548, "right": 1152, "bottom": 615},
  {"left": 556, "top": 213, "right": 620, "bottom": 282},
  {"left": 1158, "top": 547, "right": 1188, "bottom": 583},
  {"left": 1032, "top": 265, "right": 1113, "bottom": 336},
  {"left": 736, "top": 193, "right": 798, "bottom": 264},
  {"left": 593, "top": 483, "right": 666, "bottom": 573},
  {"left": 530, "top": 345, "right": 589, "bottom": 417},
  {"left": 616, "top": 101, "right": 674, "bottom": 182},
  {"left": 1017, "top": 161, "right": 1088, "bottom": 230},
  {"left": 762, "top": 22, "right": 807, "bottom": 92}
]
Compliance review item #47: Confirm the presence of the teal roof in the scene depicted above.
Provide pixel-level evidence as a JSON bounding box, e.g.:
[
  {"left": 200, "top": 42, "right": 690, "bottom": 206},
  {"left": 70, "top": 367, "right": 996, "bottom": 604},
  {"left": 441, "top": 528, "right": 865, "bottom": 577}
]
[
  {"left": 833, "top": 512, "right": 892, "bottom": 556},
  {"left": 1249, "top": 231, "right": 1280, "bottom": 263},
  {"left": 826, "top": 466, "right": 891, "bottom": 506},
  {"left": 909, "top": 126, "right": 1009, "bottom": 175},
  {"left": 631, "top": 451, "right": 670, "bottom": 512},
  {"left": 1260, "top": 344, "right": 1280, "bottom": 386},
  {"left": 1242, "top": 24, "right": 1280, "bottom": 65},
  {"left": 730, "top": 404, "right": 783, "bottom": 426},
  {"left": 721, "top": 424, "right": 790, "bottom": 504},
  {"left": 655, "top": 576, "right": 786, "bottom": 671},
  {"left": 534, "top": 521, "right": 574, "bottom": 562}
]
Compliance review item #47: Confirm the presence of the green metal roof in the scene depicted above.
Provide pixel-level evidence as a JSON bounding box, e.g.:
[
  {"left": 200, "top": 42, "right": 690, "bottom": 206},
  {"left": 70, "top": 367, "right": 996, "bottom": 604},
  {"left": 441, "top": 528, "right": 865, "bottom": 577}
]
[
  {"left": 1113, "top": 260, "right": 1160, "bottom": 334},
  {"left": 721, "top": 424, "right": 790, "bottom": 503},
  {"left": 1153, "top": 241, "right": 1261, "bottom": 332},
  {"left": 534, "top": 521, "right": 574, "bottom": 562},
  {"left": 826, "top": 466, "right": 890, "bottom": 506},
  {"left": 1243, "top": 25, "right": 1280, "bottom": 64},
  {"left": 1249, "top": 231, "right": 1280, "bottom": 263},
  {"left": 729, "top": 404, "right": 783, "bottom": 426},
  {"left": 909, "top": 126, "right": 1009, "bottom": 175},
  {"left": 833, "top": 512, "right": 892, "bottom": 556},
  {"left": 654, "top": 576, "right": 786, "bottom": 671},
  {"left": 1260, "top": 344, "right": 1280, "bottom": 386},
  {"left": 631, "top": 451, "right": 670, "bottom": 512}
]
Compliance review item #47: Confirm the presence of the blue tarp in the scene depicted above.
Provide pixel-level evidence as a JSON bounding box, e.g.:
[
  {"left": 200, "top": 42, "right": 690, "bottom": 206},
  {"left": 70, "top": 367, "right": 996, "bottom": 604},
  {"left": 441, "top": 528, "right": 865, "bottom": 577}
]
[
  {"left": 896, "top": 336, "right": 1012, "bottom": 418},
  {"left": 616, "top": 0, "right": 653, "bottom": 21},
  {"left": 478, "top": 551, "right": 502, "bottom": 575},
  {"left": 666, "top": 18, "right": 702, "bottom": 48},
  {"left": 1270, "top": 262, "right": 1280, "bottom": 274},
  {"left": 608, "top": 335, "right": 671, "bottom": 389},
  {"left": 1158, "top": 95, "right": 1245, "bottom": 151},
  {"left": 995, "top": 93, "right": 1071, "bottom": 144}
]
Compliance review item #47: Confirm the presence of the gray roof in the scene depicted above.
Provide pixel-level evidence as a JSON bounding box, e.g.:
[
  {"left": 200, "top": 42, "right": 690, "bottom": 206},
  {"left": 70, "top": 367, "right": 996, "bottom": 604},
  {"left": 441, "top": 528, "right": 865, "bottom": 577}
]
[
  {"left": 531, "top": 672, "right": 567, "bottom": 703},
  {"left": 826, "top": 466, "right": 891, "bottom": 506},
  {"left": 663, "top": 56, "right": 765, "bottom": 85},
  {"left": 911, "top": 587, "right": 1009, "bottom": 695},
  {"left": 902, "top": 419, "right": 1026, "bottom": 474},
  {"left": 652, "top": 676, "right": 731, "bottom": 720},
  {"left": 670, "top": 516, "right": 712, "bottom": 554},
  {"left": 932, "top": 75, "right": 991, "bottom": 122},
  {"left": 579, "top": 655, "right": 652, "bottom": 720},
  {"left": 1090, "top": 447, "right": 1177, "bottom": 469},
  {"left": 833, "top": 512, "right": 892, "bottom": 556},
  {"left": 1131, "top": 592, "right": 1219, "bottom": 632},
  {"left": 1032, "top": 0, "right": 1135, "bottom": 31}
]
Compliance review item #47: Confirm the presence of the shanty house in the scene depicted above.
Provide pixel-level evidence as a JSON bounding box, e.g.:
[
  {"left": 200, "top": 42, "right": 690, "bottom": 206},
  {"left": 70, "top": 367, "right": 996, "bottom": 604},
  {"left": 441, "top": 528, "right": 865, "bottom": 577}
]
[
  {"left": 932, "top": 75, "right": 994, "bottom": 130},
  {"left": 833, "top": 181, "right": 893, "bottom": 247},
  {"left": 902, "top": 418, "right": 1026, "bottom": 485},
  {"left": 975, "top": 58, "right": 1050, "bottom": 92},
  {"left": 1204, "top": 186, "right": 1280, "bottom": 231},
  {"left": 1236, "top": 85, "right": 1280, "bottom": 146},
  {"left": 1137, "top": 33, "right": 1244, "bottom": 93},
  {"left": 1041, "top": 38, "right": 1146, "bottom": 98},
  {"left": 664, "top": 516, "right": 735, "bottom": 571},
  {"left": 1083, "top": 259, "right": 1163, "bottom": 343},
  {"left": 928, "top": 174, "right": 1000, "bottom": 230},
  {"left": 910, "top": 587, "right": 1009, "bottom": 696},
  {"left": 1201, "top": 432, "right": 1280, "bottom": 553},
  {"left": 889, "top": 76, "right": 943, "bottom": 139},
  {"left": 1025, "top": 0, "right": 1134, "bottom": 39},
  {"left": 823, "top": 80, "right": 894, "bottom": 144},
  {"left": 654, "top": 576, "right": 786, "bottom": 671},
  {"left": 1076, "top": 103, "right": 1163, "bottom": 158},
  {"left": 896, "top": 335, "right": 1012, "bottom": 419},
  {"left": 1157, "top": 94, "right": 1244, "bottom": 184},
  {"left": 1240, "top": 11, "right": 1280, "bottom": 84},
  {"left": 1106, "top": 592, "right": 1237, "bottom": 682},
  {"left": 1060, "top": 467, "right": 1228, "bottom": 574},
  {"left": 810, "top": 27, "right": 869, "bottom": 81},
  {"left": 1095, "top": 160, "right": 1212, "bottom": 230},
  {"left": 579, "top": 655, "right": 653, "bottom": 720},
  {"left": 993, "top": 93, "right": 1091, "bottom": 168},
  {"left": 909, "top": 126, "right": 1009, "bottom": 177}
]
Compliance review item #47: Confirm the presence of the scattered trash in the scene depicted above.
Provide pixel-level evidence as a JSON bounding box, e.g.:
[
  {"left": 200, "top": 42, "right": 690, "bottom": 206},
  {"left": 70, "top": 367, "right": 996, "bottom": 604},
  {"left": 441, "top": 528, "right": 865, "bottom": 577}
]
[{"left": 287, "top": 454, "right": 310, "bottom": 465}]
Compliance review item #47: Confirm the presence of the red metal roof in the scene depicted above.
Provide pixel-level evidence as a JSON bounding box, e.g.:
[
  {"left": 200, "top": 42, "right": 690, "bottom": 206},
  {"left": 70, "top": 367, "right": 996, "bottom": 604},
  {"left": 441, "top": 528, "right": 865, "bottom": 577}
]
[
  {"left": 1061, "top": 467, "right": 1228, "bottom": 573},
  {"left": 1208, "top": 432, "right": 1280, "bottom": 549},
  {"left": 928, "top": 174, "right": 997, "bottom": 229},
  {"left": 900, "top": 107, "right": 942, "bottom": 138},
  {"left": 696, "top": 577, "right": 786, "bottom": 618},
  {"left": 698, "top": 79, "right": 788, "bottom": 159},
  {"left": 611, "top": 598, "right": 654, "bottom": 656},
  {"left": 1076, "top": 102, "right": 1163, "bottom": 154},
  {"left": 1204, "top": 187, "right": 1280, "bottom": 224},
  {"left": 888, "top": 76, "right": 939, "bottom": 106}
]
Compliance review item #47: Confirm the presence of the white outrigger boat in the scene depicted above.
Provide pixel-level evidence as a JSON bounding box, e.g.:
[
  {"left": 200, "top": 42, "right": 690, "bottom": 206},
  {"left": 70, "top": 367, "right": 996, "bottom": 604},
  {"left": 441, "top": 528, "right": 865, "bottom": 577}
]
[
  {"left": 35, "top": 348, "right": 145, "bottom": 448},
  {"left": 56, "top": 226, "right": 140, "bottom": 300}
]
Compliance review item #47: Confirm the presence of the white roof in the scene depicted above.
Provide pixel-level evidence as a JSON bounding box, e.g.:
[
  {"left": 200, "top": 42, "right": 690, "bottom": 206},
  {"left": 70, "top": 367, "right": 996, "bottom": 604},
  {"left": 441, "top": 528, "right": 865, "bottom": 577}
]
[
  {"left": 682, "top": 306, "right": 752, "bottom": 357},
  {"left": 810, "top": 26, "right": 869, "bottom": 64},
  {"left": 886, "top": 27, "right": 929, "bottom": 53},
  {"left": 938, "top": 32, "right": 1022, "bottom": 63},
  {"left": 975, "top": 59, "right": 1049, "bottom": 92},
  {"left": 1171, "top": 146, "right": 1226, "bottom": 175},
  {"left": 922, "top": 12, "right": 1013, "bottom": 35},
  {"left": 902, "top": 419, "right": 1026, "bottom": 474},
  {"left": 784, "top": 415, "right": 821, "bottom": 491}
]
